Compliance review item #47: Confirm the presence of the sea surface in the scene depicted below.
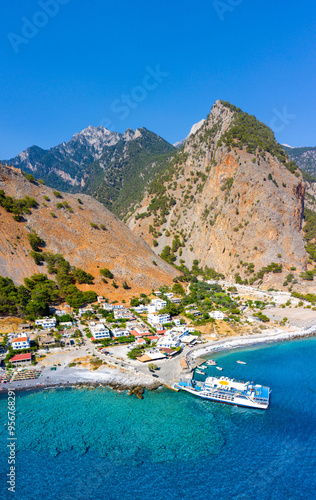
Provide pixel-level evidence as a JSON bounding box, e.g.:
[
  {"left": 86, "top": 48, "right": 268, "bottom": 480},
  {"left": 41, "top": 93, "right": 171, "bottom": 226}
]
[{"left": 1, "top": 337, "right": 316, "bottom": 500}]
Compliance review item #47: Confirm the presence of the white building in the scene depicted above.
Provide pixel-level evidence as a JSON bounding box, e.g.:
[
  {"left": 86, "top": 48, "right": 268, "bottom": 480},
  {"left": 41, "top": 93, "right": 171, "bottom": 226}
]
[
  {"left": 209, "top": 311, "right": 225, "bottom": 320},
  {"left": 133, "top": 305, "right": 148, "bottom": 313},
  {"left": 102, "top": 304, "right": 113, "bottom": 312},
  {"left": 150, "top": 299, "right": 167, "bottom": 310},
  {"left": 78, "top": 307, "right": 94, "bottom": 317},
  {"left": 60, "top": 322, "right": 72, "bottom": 328},
  {"left": 113, "top": 308, "right": 135, "bottom": 320},
  {"left": 90, "top": 324, "right": 111, "bottom": 339},
  {"left": 165, "top": 293, "right": 174, "bottom": 299},
  {"left": 147, "top": 313, "right": 171, "bottom": 326},
  {"left": 35, "top": 317, "right": 57, "bottom": 329},
  {"left": 157, "top": 334, "right": 181, "bottom": 349},
  {"left": 111, "top": 328, "right": 130, "bottom": 338},
  {"left": 11, "top": 335, "right": 30, "bottom": 350},
  {"left": 97, "top": 296, "right": 106, "bottom": 304}
]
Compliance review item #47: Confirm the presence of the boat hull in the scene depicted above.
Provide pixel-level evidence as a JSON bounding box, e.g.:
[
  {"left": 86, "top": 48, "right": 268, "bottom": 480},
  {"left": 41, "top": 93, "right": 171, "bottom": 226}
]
[{"left": 174, "top": 384, "right": 269, "bottom": 410}]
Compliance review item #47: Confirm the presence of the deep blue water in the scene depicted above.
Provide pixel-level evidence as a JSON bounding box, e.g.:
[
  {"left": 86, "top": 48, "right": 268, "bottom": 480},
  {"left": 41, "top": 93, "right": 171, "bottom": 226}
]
[{"left": 1, "top": 337, "right": 316, "bottom": 500}]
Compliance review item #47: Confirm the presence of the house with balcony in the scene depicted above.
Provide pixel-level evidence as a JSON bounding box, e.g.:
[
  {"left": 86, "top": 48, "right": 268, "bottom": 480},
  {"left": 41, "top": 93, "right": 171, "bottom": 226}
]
[
  {"left": 156, "top": 333, "right": 181, "bottom": 350},
  {"left": 35, "top": 317, "right": 57, "bottom": 329},
  {"left": 89, "top": 324, "right": 111, "bottom": 340},
  {"left": 11, "top": 335, "right": 31, "bottom": 350},
  {"left": 111, "top": 328, "right": 130, "bottom": 338},
  {"left": 147, "top": 313, "right": 171, "bottom": 327}
]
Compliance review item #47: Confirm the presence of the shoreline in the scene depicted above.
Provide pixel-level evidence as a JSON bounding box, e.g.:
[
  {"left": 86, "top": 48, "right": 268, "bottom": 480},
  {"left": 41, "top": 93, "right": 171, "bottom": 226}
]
[
  {"left": 1, "top": 324, "right": 316, "bottom": 396},
  {"left": 189, "top": 323, "right": 316, "bottom": 360}
]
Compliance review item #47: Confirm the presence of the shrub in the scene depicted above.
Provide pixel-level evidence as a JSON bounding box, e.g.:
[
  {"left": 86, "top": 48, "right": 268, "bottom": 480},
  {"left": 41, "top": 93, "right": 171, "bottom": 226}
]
[
  {"left": 100, "top": 268, "right": 113, "bottom": 279},
  {"left": 27, "top": 231, "right": 45, "bottom": 252},
  {"left": 24, "top": 173, "right": 37, "bottom": 183},
  {"left": 53, "top": 191, "right": 62, "bottom": 198},
  {"left": 73, "top": 268, "right": 94, "bottom": 284}
]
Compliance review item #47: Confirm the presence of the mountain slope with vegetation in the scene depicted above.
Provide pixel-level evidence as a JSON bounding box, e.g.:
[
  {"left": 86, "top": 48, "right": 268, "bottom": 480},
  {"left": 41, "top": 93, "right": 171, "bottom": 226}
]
[
  {"left": 283, "top": 145, "right": 316, "bottom": 177},
  {"left": 0, "top": 164, "right": 178, "bottom": 308},
  {"left": 128, "top": 100, "right": 309, "bottom": 289},
  {"left": 81, "top": 128, "right": 175, "bottom": 217},
  {"left": 5, "top": 127, "right": 175, "bottom": 217}
]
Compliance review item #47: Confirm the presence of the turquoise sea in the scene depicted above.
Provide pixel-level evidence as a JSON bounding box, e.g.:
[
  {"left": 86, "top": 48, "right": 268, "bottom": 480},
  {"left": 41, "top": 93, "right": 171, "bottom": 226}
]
[{"left": 1, "top": 337, "right": 316, "bottom": 499}]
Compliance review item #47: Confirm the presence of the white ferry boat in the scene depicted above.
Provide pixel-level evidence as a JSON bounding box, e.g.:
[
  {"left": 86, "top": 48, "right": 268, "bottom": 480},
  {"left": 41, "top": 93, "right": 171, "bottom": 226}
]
[{"left": 174, "top": 376, "right": 270, "bottom": 410}]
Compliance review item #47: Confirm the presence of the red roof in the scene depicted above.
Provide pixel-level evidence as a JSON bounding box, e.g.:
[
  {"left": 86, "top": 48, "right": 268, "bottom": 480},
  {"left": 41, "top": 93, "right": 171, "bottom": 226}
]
[
  {"left": 156, "top": 329, "right": 167, "bottom": 334},
  {"left": 160, "top": 348, "right": 174, "bottom": 354},
  {"left": 10, "top": 353, "right": 32, "bottom": 362},
  {"left": 130, "top": 330, "right": 150, "bottom": 337},
  {"left": 147, "top": 336, "right": 159, "bottom": 340},
  {"left": 12, "top": 337, "right": 29, "bottom": 343},
  {"left": 136, "top": 338, "right": 146, "bottom": 343},
  {"left": 90, "top": 337, "right": 96, "bottom": 341}
]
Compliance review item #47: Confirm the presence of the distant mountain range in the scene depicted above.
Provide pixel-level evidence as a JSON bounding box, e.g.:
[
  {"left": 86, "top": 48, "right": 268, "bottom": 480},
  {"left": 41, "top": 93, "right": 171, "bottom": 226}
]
[
  {"left": 5, "top": 127, "right": 175, "bottom": 217},
  {"left": 283, "top": 145, "right": 316, "bottom": 179}
]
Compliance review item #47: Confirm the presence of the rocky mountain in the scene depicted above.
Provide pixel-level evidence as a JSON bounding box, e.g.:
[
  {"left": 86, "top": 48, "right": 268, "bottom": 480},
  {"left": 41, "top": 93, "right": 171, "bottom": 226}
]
[
  {"left": 80, "top": 128, "right": 175, "bottom": 217},
  {"left": 0, "top": 164, "right": 178, "bottom": 294},
  {"left": 283, "top": 145, "right": 316, "bottom": 178},
  {"left": 128, "top": 100, "right": 310, "bottom": 287},
  {"left": 6, "top": 127, "right": 175, "bottom": 217},
  {"left": 173, "top": 119, "right": 206, "bottom": 148}
]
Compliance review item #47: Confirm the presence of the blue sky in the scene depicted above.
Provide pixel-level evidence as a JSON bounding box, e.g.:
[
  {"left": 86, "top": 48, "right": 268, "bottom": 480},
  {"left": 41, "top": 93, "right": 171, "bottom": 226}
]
[{"left": 1, "top": 0, "right": 316, "bottom": 158}]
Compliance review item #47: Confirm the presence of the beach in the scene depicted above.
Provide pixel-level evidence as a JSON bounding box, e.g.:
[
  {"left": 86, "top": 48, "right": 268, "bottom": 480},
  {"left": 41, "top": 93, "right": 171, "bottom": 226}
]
[{"left": 189, "top": 323, "right": 316, "bottom": 360}]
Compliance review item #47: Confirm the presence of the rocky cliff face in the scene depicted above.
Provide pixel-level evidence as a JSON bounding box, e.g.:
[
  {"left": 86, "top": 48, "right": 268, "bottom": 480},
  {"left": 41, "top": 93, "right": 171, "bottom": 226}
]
[
  {"left": 128, "top": 101, "right": 308, "bottom": 285},
  {"left": 0, "top": 164, "right": 178, "bottom": 294}
]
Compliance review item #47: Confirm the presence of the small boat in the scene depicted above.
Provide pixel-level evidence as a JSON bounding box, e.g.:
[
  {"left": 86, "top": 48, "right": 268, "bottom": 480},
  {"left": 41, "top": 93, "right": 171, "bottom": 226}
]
[
  {"left": 196, "top": 369, "right": 206, "bottom": 375},
  {"left": 237, "top": 361, "right": 246, "bottom": 365},
  {"left": 206, "top": 360, "right": 217, "bottom": 366},
  {"left": 216, "top": 367, "right": 223, "bottom": 371}
]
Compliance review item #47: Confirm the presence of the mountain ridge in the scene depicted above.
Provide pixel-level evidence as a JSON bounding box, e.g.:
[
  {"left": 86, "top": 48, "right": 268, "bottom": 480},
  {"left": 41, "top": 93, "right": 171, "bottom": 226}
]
[{"left": 5, "top": 126, "right": 175, "bottom": 217}]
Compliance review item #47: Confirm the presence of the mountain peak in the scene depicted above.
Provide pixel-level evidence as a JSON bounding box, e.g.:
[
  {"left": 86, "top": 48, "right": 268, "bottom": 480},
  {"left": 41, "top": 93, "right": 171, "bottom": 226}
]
[
  {"left": 129, "top": 100, "right": 307, "bottom": 285},
  {"left": 173, "top": 118, "right": 206, "bottom": 148}
]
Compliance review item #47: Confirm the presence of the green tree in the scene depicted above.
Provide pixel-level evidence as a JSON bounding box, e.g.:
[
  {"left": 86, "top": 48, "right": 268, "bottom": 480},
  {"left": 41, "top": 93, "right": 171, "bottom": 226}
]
[
  {"left": 100, "top": 268, "right": 114, "bottom": 279},
  {"left": 27, "top": 231, "right": 45, "bottom": 252}
]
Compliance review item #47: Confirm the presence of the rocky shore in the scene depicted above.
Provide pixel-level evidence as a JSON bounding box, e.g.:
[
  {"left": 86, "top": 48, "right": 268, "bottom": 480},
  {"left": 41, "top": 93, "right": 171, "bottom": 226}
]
[{"left": 0, "top": 366, "right": 161, "bottom": 396}]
